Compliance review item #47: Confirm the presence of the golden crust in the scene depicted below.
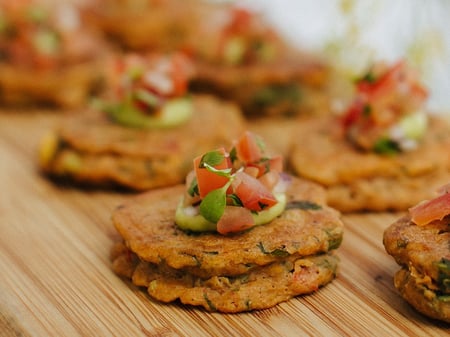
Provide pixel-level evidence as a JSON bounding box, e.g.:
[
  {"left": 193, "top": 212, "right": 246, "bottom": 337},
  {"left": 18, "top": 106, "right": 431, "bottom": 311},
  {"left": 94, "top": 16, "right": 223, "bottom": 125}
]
[
  {"left": 111, "top": 176, "right": 343, "bottom": 278},
  {"left": 289, "top": 116, "right": 450, "bottom": 212},
  {"left": 112, "top": 241, "right": 338, "bottom": 313},
  {"left": 383, "top": 215, "right": 450, "bottom": 285},
  {"left": 394, "top": 268, "right": 450, "bottom": 323}
]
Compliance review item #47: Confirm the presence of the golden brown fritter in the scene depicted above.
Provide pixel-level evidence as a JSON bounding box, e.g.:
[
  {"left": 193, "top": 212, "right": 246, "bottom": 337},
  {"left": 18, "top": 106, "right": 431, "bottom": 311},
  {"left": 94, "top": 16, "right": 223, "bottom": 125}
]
[
  {"left": 289, "top": 116, "right": 450, "bottom": 212},
  {"left": 111, "top": 176, "right": 343, "bottom": 278},
  {"left": 39, "top": 95, "right": 245, "bottom": 190},
  {"left": 191, "top": 52, "right": 331, "bottom": 117},
  {"left": 112, "top": 241, "right": 339, "bottom": 313},
  {"left": 393, "top": 268, "right": 450, "bottom": 323},
  {"left": 383, "top": 213, "right": 450, "bottom": 322}
]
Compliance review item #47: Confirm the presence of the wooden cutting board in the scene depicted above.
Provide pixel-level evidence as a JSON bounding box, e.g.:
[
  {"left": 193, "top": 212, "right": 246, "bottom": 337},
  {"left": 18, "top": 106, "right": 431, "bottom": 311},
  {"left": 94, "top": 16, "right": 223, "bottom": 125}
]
[{"left": 0, "top": 111, "right": 448, "bottom": 337}]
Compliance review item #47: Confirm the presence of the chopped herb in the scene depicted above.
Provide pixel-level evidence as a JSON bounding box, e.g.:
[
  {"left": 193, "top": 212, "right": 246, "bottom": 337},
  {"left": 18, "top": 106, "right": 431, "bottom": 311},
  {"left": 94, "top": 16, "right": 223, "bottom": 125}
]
[
  {"left": 396, "top": 239, "right": 408, "bottom": 249},
  {"left": 270, "top": 248, "right": 290, "bottom": 257},
  {"left": 373, "top": 138, "right": 401, "bottom": 155},
  {"left": 325, "top": 229, "right": 343, "bottom": 250},
  {"left": 258, "top": 201, "right": 268, "bottom": 210},
  {"left": 363, "top": 104, "right": 372, "bottom": 117},
  {"left": 285, "top": 200, "right": 322, "bottom": 210},
  {"left": 203, "top": 293, "right": 217, "bottom": 312},
  {"left": 358, "top": 70, "right": 377, "bottom": 83},
  {"left": 257, "top": 242, "right": 289, "bottom": 257},
  {"left": 229, "top": 146, "right": 237, "bottom": 163},
  {"left": 199, "top": 150, "right": 225, "bottom": 168},
  {"left": 187, "top": 177, "right": 199, "bottom": 197},
  {"left": 228, "top": 193, "right": 243, "bottom": 207},
  {"left": 252, "top": 84, "right": 301, "bottom": 108},
  {"left": 437, "top": 258, "right": 450, "bottom": 293},
  {"left": 204, "top": 251, "right": 219, "bottom": 255}
]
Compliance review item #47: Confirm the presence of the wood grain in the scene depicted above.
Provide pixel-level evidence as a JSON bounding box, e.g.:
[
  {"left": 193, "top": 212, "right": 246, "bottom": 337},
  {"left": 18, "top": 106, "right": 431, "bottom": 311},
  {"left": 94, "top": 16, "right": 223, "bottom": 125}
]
[{"left": 0, "top": 111, "right": 449, "bottom": 337}]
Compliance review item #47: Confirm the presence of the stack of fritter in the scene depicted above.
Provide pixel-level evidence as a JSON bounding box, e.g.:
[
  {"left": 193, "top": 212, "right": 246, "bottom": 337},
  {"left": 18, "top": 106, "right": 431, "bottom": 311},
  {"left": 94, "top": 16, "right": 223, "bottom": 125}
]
[
  {"left": 111, "top": 177, "right": 343, "bottom": 313},
  {"left": 384, "top": 203, "right": 450, "bottom": 323}
]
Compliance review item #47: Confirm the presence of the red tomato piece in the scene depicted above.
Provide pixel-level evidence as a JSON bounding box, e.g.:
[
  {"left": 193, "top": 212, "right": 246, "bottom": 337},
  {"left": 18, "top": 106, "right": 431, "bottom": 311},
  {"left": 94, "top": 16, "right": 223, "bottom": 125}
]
[
  {"left": 358, "top": 60, "right": 405, "bottom": 99},
  {"left": 216, "top": 206, "right": 255, "bottom": 235},
  {"left": 341, "top": 98, "right": 365, "bottom": 129},
  {"left": 194, "top": 148, "right": 231, "bottom": 199},
  {"left": 232, "top": 171, "right": 277, "bottom": 211},
  {"left": 258, "top": 171, "right": 280, "bottom": 191},
  {"left": 235, "top": 131, "right": 263, "bottom": 164},
  {"left": 409, "top": 192, "right": 450, "bottom": 226},
  {"left": 248, "top": 155, "right": 283, "bottom": 177},
  {"left": 168, "top": 53, "right": 192, "bottom": 97}
]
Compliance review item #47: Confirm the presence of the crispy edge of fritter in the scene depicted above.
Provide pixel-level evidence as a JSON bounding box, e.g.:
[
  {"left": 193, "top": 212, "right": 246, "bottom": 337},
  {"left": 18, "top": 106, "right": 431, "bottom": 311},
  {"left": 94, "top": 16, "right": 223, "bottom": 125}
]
[
  {"left": 394, "top": 268, "right": 450, "bottom": 323},
  {"left": 111, "top": 241, "right": 339, "bottom": 313},
  {"left": 383, "top": 215, "right": 450, "bottom": 283}
]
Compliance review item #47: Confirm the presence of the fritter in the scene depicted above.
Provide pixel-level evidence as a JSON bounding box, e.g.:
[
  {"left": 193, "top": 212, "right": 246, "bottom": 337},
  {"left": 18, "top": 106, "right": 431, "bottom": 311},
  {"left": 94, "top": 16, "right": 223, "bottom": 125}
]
[
  {"left": 39, "top": 95, "right": 245, "bottom": 190},
  {"left": 111, "top": 176, "right": 343, "bottom": 278},
  {"left": 112, "top": 241, "right": 339, "bottom": 313},
  {"left": 289, "top": 117, "right": 450, "bottom": 212},
  {"left": 383, "top": 214, "right": 450, "bottom": 322},
  {"left": 190, "top": 51, "right": 332, "bottom": 117}
]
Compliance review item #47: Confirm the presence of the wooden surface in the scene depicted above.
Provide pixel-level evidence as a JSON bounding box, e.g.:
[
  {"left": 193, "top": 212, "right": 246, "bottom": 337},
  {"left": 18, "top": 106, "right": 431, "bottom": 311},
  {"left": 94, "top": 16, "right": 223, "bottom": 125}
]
[{"left": 0, "top": 111, "right": 449, "bottom": 337}]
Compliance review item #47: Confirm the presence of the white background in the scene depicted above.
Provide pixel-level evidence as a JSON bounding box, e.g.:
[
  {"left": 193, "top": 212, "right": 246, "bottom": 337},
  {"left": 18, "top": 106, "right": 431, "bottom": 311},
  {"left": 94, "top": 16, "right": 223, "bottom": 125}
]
[{"left": 243, "top": 0, "right": 450, "bottom": 113}]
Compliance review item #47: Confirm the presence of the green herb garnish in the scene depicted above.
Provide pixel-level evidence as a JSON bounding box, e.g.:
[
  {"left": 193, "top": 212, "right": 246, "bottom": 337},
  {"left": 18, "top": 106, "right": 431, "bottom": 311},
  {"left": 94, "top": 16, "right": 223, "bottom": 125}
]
[
  {"left": 373, "top": 138, "right": 401, "bottom": 155},
  {"left": 199, "top": 183, "right": 229, "bottom": 223},
  {"left": 285, "top": 200, "right": 322, "bottom": 210},
  {"left": 199, "top": 150, "right": 225, "bottom": 168},
  {"left": 187, "top": 177, "right": 199, "bottom": 197},
  {"left": 437, "top": 258, "right": 450, "bottom": 293}
]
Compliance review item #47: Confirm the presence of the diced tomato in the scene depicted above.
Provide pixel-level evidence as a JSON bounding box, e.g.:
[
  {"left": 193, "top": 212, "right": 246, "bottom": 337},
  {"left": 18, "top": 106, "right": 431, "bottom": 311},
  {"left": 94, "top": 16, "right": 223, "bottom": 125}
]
[
  {"left": 169, "top": 53, "right": 193, "bottom": 97},
  {"left": 216, "top": 206, "right": 255, "bottom": 235},
  {"left": 409, "top": 192, "right": 450, "bottom": 226},
  {"left": 232, "top": 171, "right": 277, "bottom": 211},
  {"left": 258, "top": 171, "right": 280, "bottom": 191},
  {"left": 358, "top": 60, "right": 405, "bottom": 99},
  {"left": 235, "top": 131, "right": 263, "bottom": 164},
  {"left": 243, "top": 166, "right": 259, "bottom": 178},
  {"left": 341, "top": 98, "right": 365, "bottom": 129},
  {"left": 248, "top": 155, "right": 283, "bottom": 177},
  {"left": 194, "top": 148, "right": 232, "bottom": 199}
]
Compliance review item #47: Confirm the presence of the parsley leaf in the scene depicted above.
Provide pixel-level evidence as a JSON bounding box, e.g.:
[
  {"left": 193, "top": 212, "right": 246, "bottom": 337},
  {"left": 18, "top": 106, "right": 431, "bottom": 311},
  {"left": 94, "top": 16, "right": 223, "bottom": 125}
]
[
  {"left": 199, "top": 185, "right": 228, "bottom": 223},
  {"left": 199, "top": 150, "right": 225, "bottom": 168}
]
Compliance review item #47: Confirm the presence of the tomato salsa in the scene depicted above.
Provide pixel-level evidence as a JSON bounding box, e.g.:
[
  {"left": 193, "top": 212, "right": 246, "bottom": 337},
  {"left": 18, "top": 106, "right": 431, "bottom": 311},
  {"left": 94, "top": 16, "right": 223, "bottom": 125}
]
[
  {"left": 102, "top": 52, "right": 195, "bottom": 128},
  {"left": 341, "top": 60, "right": 429, "bottom": 154},
  {"left": 175, "top": 131, "right": 288, "bottom": 235}
]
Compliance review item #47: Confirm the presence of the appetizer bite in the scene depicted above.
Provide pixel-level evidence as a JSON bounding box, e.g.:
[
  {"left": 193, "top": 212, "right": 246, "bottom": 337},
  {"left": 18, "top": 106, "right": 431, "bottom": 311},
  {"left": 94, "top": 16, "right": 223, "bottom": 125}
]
[
  {"left": 188, "top": 4, "right": 333, "bottom": 117},
  {"left": 383, "top": 184, "right": 450, "bottom": 323},
  {"left": 38, "top": 52, "right": 245, "bottom": 190},
  {"left": 111, "top": 131, "right": 344, "bottom": 312},
  {"left": 289, "top": 60, "right": 450, "bottom": 212},
  {"left": 0, "top": 0, "right": 107, "bottom": 108}
]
